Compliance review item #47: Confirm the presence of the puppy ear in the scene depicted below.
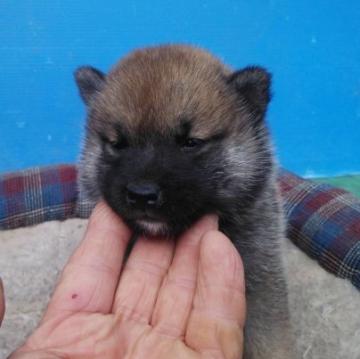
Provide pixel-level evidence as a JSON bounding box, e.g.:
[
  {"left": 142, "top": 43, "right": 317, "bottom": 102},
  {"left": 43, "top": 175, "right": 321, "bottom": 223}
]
[
  {"left": 74, "top": 66, "right": 106, "bottom": 105},
  {"left": 229, "top": 66, "right": 272, "bottom": 117}
]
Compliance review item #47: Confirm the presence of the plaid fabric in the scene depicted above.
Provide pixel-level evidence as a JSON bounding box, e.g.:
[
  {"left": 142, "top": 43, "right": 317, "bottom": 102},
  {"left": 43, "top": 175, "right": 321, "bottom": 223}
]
[
  {"left": 278, "top": 169, "right": 360, "bottom": 290},
  {"left": 0, "top": 165, "right": 359, "bottom": 290},
  {"left": 0, "top": 165, "right": 92, "bottom": 229}
]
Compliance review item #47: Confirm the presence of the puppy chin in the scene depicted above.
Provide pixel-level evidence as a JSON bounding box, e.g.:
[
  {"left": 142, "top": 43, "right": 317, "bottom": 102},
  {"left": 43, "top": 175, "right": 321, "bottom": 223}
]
[{"left": 135, "top": 219, "right": 171, "bottom": 237}]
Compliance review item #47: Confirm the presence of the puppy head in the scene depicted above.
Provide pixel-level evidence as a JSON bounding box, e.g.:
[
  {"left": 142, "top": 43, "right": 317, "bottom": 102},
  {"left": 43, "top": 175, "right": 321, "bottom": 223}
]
[{"left": 75, "top": 45, "right": 273, "bottom": 237}]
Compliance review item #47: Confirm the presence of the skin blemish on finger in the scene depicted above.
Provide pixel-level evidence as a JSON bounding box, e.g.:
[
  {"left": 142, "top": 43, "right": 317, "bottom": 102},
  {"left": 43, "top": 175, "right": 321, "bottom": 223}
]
[{"left": 71, "top": 293, "right": 78, "bottom": 299}]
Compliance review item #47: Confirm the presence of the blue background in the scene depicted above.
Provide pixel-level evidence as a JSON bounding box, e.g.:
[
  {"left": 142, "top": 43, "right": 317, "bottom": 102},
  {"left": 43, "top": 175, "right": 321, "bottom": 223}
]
[{"left": 0, "top": 0, "right": 359, "bottom": 177}]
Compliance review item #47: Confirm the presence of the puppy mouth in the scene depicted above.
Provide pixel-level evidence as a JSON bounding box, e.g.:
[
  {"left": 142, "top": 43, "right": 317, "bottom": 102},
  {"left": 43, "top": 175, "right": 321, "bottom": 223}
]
[{"left": 134, "top": 218, "right": 170, "bottom": 237}]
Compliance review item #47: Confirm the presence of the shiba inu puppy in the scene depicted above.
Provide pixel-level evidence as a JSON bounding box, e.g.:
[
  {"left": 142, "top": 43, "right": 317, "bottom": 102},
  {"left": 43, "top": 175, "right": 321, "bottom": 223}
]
[{"left": 75, "top": 45, "right": 296, "bottom": 358}]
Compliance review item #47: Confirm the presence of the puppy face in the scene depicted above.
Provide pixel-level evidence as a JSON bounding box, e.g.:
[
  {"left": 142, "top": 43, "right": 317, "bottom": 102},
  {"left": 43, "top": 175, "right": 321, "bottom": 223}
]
[{"left": 76, "top": 45, "right": 273, "bottom": 236}]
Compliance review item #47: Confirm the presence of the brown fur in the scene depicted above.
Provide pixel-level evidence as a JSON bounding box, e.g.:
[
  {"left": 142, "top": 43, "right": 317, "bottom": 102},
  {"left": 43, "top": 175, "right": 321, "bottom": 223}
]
[{"left": 90, "top": 45, "right": 244, "bottom": 141}]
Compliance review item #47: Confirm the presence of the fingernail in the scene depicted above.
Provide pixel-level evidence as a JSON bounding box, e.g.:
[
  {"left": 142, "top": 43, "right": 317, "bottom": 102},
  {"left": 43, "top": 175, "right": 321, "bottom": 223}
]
[{"left": 203, "top": 214, "right": 219, "bottom": 229}]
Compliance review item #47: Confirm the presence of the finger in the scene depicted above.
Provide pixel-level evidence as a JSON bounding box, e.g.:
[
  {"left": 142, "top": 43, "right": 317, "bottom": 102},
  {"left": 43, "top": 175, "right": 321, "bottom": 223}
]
[
  {"left": 0, "top": 278, "right": 5, "bottom": 326},
  {"left": 186, "top": 231, "right": 246, "bottom": 359},
  {"left": 112, "top": 236, "right": 174, "bottom": 323},
  {"left": 151, "top": 215, "right": 218, "bottom": 338},
  {"left": 43, "top": 201, "right": 132, "bottom": 321}
]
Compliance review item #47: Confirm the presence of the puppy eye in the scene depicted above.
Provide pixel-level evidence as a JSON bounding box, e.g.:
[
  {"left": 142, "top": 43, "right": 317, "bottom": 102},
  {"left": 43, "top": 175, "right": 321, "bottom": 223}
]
[
  {"left": 104, "top": 138, "right": 129, "bottom": 153},
  {"left": 182, "top": 138, "right": 205, "bottom": 149},
  {"left": 111, "top": 139, "right": 128, "bottom": 149}
]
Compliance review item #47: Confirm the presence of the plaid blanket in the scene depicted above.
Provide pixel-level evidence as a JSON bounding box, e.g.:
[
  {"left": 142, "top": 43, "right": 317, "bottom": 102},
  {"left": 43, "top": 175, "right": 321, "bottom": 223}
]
[{"left": 0, "top": 165, "right": 359, "bottom": 290}]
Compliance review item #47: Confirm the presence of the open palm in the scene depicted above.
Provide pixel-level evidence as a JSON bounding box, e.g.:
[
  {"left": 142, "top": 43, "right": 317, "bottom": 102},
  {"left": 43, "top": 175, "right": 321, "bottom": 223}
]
[{"left": 11, "top": 203, "right": 245, "bottom": 359}]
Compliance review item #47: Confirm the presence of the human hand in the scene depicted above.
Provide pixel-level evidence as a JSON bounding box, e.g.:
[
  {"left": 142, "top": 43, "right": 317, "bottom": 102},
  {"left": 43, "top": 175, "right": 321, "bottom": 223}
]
[{"left": 11, "top": 202, "right": 245, "bottom": 359}]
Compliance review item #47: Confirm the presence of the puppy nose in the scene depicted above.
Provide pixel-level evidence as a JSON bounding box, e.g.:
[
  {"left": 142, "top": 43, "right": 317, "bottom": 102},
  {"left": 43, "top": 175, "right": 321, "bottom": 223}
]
[{"left": 126, "top": 182, "right": 161, "bottom": 207}]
